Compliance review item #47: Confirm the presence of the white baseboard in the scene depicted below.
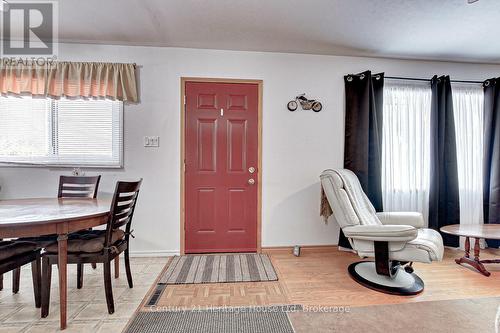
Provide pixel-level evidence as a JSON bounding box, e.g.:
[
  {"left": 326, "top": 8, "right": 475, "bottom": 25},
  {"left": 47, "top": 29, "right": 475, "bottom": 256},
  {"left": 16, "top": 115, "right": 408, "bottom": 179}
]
[{"left": 129, "top": 250, "right": 179, "bottom": 257}]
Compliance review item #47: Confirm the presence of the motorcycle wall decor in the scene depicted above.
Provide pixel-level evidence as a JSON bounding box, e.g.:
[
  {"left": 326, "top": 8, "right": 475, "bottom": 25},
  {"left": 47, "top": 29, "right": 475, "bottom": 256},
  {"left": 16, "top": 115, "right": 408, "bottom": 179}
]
[{"left": 287, "top": 93, "right": 323, "bottom": 112}]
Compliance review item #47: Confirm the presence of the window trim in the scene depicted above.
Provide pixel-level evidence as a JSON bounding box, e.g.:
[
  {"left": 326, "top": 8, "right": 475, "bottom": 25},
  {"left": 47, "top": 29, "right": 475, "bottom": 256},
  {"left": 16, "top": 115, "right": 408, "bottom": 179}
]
[{"left": 0, "top": 98, "right": 124, "bottom": 169}]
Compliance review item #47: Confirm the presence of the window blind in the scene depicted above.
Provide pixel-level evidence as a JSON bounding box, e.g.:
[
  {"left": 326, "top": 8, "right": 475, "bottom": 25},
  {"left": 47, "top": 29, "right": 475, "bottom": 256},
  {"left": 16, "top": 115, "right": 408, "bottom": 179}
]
[
  {"left": 0, "top": 97, "right": 51, "bottom": 158},
  {"left": 0, "top": 96, "right": 123, "bottom": 167}
]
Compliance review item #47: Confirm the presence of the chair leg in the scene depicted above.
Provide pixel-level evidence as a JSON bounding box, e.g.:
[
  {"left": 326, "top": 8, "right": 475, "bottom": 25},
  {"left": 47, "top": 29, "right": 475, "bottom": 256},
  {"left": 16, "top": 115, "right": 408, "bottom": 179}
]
[
  {"left": 12, "top": 267, "right": 21, "bottom": 294},
  {"left": 41, "top": 257, "right": 52, "bottom": 318},
  {"left": 77, "top": 264, "right": 83, "bottom": 289},
  {"left": 31, "top": 256, "right": 42, "bottom": 308},
  {"left": 125, "top": 248, "right": 133, "bottom": 288},
  {"left": 88, "top": 229, "right": 97, "bottom": 270},
  {"left": 103, "top": 261, "right": 114, "bottom": 314},
  {"left": 114, "top": 256, "right": 120, "bottom": 279}
]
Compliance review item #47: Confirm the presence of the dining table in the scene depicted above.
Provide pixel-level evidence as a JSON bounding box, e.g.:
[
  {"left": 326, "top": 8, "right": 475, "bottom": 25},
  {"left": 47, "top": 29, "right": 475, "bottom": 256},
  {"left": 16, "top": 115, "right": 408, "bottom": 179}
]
[{"left": 0, "top": 197, "right": 111, "bottom": 330}]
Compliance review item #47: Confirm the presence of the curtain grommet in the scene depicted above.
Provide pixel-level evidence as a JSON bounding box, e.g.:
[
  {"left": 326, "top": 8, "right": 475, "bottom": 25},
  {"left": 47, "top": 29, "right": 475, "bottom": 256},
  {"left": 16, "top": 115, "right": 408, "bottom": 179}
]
[
  {"left": 347, "top": 76, "right": 353, "bottom": 82},
  {"left": 484, "top": 80, "right": 490, "bottom": 87},
  {"left": 360, "top": 74, "right": 365, "bottom": 80}
]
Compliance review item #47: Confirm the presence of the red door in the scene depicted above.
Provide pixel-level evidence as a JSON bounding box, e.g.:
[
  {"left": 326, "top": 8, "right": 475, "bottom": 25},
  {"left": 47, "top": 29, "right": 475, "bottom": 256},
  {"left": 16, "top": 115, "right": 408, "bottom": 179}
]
[{"left": 185, "top": 81, "right": 259, "bottom": 253}]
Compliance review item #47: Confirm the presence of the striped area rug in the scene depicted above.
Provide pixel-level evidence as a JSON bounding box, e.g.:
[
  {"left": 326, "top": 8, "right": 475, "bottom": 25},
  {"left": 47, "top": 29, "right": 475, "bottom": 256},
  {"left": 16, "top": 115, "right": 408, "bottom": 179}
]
[
  {"left": 125, "top": 306, "right": 299, "bottom": 333},
  {"left": 159, "top": 254, "right": 278, "bottom": 285}
]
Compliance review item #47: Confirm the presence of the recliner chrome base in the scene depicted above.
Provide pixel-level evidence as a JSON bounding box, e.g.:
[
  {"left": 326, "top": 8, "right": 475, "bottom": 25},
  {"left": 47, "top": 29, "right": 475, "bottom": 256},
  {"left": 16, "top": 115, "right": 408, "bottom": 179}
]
[{"left": 348, "top": 261, "right": 424, "bottom": 296}]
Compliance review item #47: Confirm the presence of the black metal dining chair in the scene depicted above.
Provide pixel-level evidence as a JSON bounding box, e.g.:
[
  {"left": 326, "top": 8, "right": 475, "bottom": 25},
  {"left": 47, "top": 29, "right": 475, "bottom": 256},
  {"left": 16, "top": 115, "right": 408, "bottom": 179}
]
[
  {"left": 0, "top": 240, "right": 41, "bottom": 308},
  {"left": 41, "top": 179, "right": 142, "bottom": 316}
]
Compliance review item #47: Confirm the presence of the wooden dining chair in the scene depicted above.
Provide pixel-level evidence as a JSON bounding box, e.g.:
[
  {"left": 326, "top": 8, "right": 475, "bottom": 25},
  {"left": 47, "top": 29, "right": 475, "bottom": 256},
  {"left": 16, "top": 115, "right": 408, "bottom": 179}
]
[
  {"left": 41, "top": 179, "right": 142, "bottom": 316},
  {"left": 58, "top": 175, "right": 101, "bottom": 199},
  {"left": 14, "top": 175, "right": 104, "bottom": 290},
  {"left": 0, "top": 240, "right": 41, "bottom": 308},
  {"left": 58, "top": 175, "right": 102, "bottom": 270}
]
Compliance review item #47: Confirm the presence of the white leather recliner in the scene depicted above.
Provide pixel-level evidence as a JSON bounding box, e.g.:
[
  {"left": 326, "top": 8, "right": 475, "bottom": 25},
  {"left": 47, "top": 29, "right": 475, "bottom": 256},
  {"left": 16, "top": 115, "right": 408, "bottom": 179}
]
[{"left": 320, "top": 169, "right": 444, "bottom": 295}]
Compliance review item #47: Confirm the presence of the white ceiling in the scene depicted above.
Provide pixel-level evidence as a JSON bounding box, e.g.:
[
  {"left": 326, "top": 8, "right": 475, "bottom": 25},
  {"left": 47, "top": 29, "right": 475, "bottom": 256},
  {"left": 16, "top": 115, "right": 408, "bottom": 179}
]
[{"left": 55, "top": 0, "right": 500, "bottom": 63}]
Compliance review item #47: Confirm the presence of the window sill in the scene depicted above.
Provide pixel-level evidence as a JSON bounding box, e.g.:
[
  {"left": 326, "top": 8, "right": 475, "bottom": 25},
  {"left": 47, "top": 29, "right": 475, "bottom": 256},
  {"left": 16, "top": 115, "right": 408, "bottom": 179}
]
[{"left": 0, "top": 163, "right": 123, "bottom": 169}]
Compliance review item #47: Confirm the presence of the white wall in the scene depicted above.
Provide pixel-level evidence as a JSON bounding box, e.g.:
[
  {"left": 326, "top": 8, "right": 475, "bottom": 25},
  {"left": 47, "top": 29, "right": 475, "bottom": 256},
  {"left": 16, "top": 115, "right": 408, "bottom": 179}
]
[{"left": 1, "top": 44, "right": 500, "bottom": 256}]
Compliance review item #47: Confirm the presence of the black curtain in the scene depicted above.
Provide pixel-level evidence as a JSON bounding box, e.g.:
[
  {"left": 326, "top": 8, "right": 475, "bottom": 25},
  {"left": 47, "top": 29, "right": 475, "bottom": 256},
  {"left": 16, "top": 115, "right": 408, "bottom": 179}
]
[
  {"left": 340, "top": 71, "right": 384, "bottom": 248},
  {"left": 428, "top": 75, "right": 460, "bottom": 247},
  {"left": 483, "top": 78, "right": 500, "bottom": 248}
]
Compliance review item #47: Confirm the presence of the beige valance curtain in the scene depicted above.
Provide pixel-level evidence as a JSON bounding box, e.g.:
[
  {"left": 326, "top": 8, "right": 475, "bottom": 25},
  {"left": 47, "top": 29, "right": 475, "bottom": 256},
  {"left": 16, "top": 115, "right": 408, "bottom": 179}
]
[{"left": 0, "top": 61, "right": 138, "bottom": 102}]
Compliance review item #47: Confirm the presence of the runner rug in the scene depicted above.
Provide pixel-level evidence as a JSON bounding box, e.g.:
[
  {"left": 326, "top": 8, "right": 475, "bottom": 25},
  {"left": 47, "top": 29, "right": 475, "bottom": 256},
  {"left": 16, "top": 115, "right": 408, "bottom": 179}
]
[{"left": 125, "top": 306, "right": 299, "bottom": 333}]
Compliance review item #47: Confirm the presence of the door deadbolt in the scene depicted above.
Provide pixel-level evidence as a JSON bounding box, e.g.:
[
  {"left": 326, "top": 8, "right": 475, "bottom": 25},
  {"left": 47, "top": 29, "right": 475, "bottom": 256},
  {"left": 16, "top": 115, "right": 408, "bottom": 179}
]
[{"left": 248, "top": 167, "right": 255, "bottom": 174}]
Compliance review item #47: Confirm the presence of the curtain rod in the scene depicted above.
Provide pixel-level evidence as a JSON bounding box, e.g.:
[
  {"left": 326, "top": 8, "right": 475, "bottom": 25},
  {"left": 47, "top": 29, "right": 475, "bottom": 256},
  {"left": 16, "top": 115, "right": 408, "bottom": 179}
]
[
  {"left": 346, "top": 73, "right": 485, "bottom": 84},
  {"left": 385, "top": 76, "right": 483, "bottom": 84}
]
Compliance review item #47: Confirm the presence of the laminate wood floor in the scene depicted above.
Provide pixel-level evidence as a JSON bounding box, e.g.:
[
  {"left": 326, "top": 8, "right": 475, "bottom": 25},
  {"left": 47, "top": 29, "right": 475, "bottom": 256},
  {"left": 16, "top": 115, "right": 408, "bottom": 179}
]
[
  {"left": 270, "top": 246, "right": 500, "bottom": 307},
  {"left": 4, "top": 248, "right": 498, "bottom": 332},
  {"left": 145, "top": 246, "right": 500, "bottom": 310}
]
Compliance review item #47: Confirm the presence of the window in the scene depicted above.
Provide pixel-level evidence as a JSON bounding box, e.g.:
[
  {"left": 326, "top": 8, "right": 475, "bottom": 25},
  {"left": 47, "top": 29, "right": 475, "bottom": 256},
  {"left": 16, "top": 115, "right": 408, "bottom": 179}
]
[
  {"left": 382, "top": 80, "right": 485, "bottom": 230},
  {"left": 452, "top": 83, "right": 484, "bottom": 227},
  {"left": 381, "top": 80, "right": 432, "bottom": 221},
  {"left": 0, "top": 96, "right": 123, "bottom": 167}
]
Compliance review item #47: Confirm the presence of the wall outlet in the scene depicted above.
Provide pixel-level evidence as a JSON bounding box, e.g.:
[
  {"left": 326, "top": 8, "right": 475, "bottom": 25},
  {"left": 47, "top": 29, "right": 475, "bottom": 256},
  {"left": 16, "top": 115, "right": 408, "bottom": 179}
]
[{"left": 144, "top": 136, "right": 160, "bottom": 147}]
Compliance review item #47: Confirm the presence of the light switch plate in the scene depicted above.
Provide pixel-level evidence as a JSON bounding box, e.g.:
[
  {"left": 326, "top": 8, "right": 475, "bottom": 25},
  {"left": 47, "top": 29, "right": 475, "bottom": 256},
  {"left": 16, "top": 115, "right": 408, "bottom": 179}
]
[{"left": 144, "top": 136, "right": 160, "bottom": 147}]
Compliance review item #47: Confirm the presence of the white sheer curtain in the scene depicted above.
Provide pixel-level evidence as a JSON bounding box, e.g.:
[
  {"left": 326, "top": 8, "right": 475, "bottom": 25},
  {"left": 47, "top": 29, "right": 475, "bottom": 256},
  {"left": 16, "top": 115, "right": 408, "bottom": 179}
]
[
  {"left": 452, "top": 84, "right": 484, "bottom": 232},
  {"left": 382, "top": 80, "right": 432, "bottom": 224}
]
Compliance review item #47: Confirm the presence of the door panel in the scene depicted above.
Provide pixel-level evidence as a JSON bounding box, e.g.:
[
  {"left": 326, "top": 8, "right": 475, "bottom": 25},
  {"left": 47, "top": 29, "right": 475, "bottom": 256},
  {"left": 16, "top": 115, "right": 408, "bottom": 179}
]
[
  {"left": 185, "top": 81, "right": 259, "bottom": 253},
  {"left": 227, "top": 119, "right": 247, "bottom": 172},
  {"left": 196, "top": 188, "right": 216, "bottom": 232},
  {"left": 197, "top": 119, "right": 217, "bottom": 172},
  {"left": 228, "top": 94, "right": 248, "bottom": 111},
  {"left": 228, "top": 188, "right": 246, "bottom": 231}
]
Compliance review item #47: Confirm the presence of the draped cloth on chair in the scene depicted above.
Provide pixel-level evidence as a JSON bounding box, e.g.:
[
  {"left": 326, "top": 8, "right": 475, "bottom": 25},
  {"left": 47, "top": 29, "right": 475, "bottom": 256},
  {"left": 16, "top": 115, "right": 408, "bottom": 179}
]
[
  {"left": 0, "top": 61, "right": 138, "bottom": 102},
  {"left": 428, "top": 75, "right": 460, "bottom": 247},
  {"left": 340, "top": 71, "right": 384, "bottom": 248},
  {"left": 483, "top": 77, "right": 500, "bottom": 248}
]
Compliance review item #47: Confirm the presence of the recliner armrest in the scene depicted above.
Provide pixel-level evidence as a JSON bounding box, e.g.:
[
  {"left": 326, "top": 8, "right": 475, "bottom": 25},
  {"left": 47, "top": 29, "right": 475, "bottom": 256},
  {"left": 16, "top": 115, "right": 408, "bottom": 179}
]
[
  {"left": 376, "top": 212, "right": 425, "bottom": 229},
  {"left": 343, "top": 225, "right": 418, "bottom": 242}
]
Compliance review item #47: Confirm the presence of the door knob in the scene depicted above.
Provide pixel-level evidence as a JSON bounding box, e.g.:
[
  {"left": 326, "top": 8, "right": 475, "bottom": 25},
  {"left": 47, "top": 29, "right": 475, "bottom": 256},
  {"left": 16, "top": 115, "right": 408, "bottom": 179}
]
[{"left": 248, "top": 178, "right": 255, "bottom": 185}]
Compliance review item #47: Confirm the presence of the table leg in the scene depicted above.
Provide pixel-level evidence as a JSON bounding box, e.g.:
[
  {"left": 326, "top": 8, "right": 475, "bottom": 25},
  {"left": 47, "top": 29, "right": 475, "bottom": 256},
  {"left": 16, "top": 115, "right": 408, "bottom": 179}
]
[
  {"left": 58, "top": 234, "right": 68, "bottom": 330},
  {"left": 455, "top": 237, "right": 491, "bottom": 277},
  {"left": 480, "top": 259, "right": 500, "bottom": 264},
  {"left": 473, "top": 238, "right": 481, "bottom": 261}
]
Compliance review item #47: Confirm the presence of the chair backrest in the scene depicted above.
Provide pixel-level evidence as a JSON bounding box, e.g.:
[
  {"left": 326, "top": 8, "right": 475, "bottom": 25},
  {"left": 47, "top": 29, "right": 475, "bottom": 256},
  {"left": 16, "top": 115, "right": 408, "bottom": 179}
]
[
  {"left": 104, "top": 179, "right": 143, "bottom": 247},
  {"left": 58, "top": 175, "right": 101, "bottom": 198},
  {"left": 320, "top": 169, "right": 381, "bottom": 228}
]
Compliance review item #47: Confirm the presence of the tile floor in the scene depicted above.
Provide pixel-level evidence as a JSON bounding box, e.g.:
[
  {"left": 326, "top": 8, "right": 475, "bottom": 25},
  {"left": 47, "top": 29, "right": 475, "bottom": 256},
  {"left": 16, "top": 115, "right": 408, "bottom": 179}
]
[{"left": 0, "top": 257, "right": 166, "bottom": 333}]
